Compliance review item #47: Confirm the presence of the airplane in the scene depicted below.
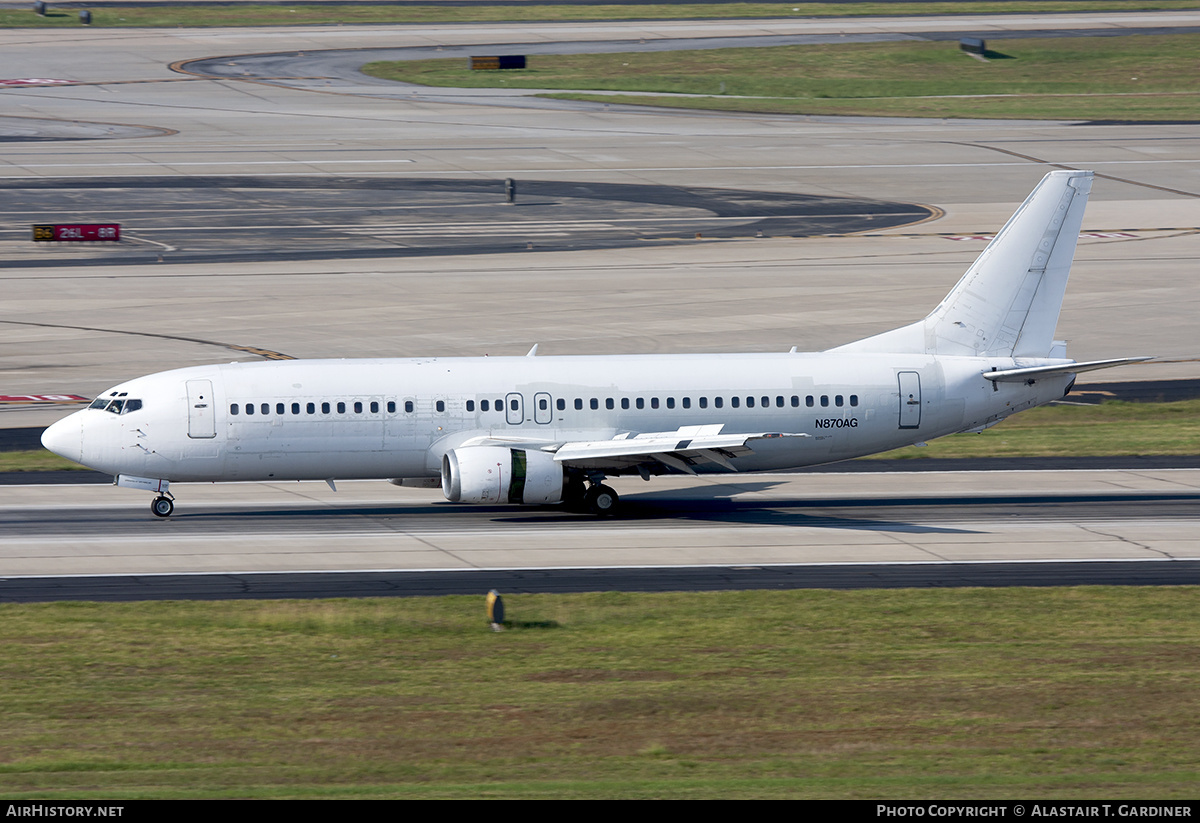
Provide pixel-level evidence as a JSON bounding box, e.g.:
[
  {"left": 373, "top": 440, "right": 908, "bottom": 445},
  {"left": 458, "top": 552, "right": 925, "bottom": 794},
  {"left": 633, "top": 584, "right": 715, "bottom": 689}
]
[{"left": 41, "top": 170, "right": 1149, "bottom": 518}]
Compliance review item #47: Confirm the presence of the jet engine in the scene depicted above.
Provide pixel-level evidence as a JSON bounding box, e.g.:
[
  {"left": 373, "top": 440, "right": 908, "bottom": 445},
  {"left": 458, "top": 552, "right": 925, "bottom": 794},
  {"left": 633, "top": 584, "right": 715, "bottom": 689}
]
[{"left": 441, "top": 446, "right": 565, "bottom": 505}]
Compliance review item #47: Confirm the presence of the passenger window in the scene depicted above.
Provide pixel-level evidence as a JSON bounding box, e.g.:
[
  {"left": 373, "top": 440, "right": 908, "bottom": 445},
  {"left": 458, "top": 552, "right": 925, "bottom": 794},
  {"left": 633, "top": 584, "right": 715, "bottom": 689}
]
[
  {"left": 776, "top": 396, "right": 784, "bottom": 408},
  {"left": 850, "top": 395, "right": 859, "bottom": 407},
  {"left": 682, "top": 397, "right": 691, "bottom": 409},
  {"left": 666, "top": 397, "right": 675, "bottom": 409},
  {"left": 307, "top": 403, "right": 316, "bottom": 414},
  {"left": 261, "top": 403, "right": 269, "bottom": 415},
  {"left": 437, "top": 400, "right": 446, "bottom": 413},
  {"left": 731, "top": 397, "right": 740, "bottom": 408},
  {"left": 354, "top": 401, "right": 363, "bottom": 414},
  {"left": 761, "top": 396, "right": 769, "bottom": 408},
  {"left": 292, "top": 403, "right": 300, "bottom": 414},
  {"left": 651, "top": 398, "right": 659, "bottom": 409},
  {"left": 510, "top": 399, "right": 518, "bottom": 411},
  {"left": 699, "top": 397, "right": 707, "bottom": 409},
  {"left": 715, "top": 397, "right": 723, "bottom": 409},
  {"left": 621, "top": 398, "right": 629, "bottom": 410},
  {"left": 806, "top": 395, "right": 815, "bottom": 407},
  {"left": 606, "top": 398, "right": 614, "bottom": 410},
  {"left": 835, "top": 395, "right": 844, "bottom": 407},
  {"left": 540, "top": 398, "right": 548, "bottom": 411},
  {"left": 590, "top": 398, "right": 598, "bottom": 410},
  {"left": 322, "top": 402, "right": 331, "bottom": 414},
  {"left": 245, "top": 403, "right": 254, "bottom": 416},
  {"left": 404, "top": 401, "right": 413, "bottom": 413},
  {"left": 481, "top": 400, "right": 489, "bottom": 412},
  {"left": 575, "top": 398, "right": 583, "bottom": 410},
  {"left": 820, "top": 396, "right": 829, "bottom": 407},
  {"left": 230, "top": 404, "right": 239, "bottom": 415},
  {"left": 337, "top": 402, "right": 346, "bottom": 414},
  {"left": 557, "top": 399, "right": 565, "bottom": 411},
  {"left": 371, "top": 401, "right": 379, "bottom": 413},
  {"left": 746, "top": 397, "right": 755, "bottom": 408},
  {"left": 467, "top": 400, "right": 475, "bottom": 412},
  {"left": 276, "top": 403, "right": 285, "bottom": 415},
  {"left": 636, "top": 398, "right": 645, "bottom": 410}
]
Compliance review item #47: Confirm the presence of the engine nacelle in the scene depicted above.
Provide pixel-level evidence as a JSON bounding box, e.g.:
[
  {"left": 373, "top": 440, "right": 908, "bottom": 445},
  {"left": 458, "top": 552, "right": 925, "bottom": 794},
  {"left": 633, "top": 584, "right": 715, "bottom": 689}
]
[{"left": 441, "top": 446, "right": 565, "bottom": 505}]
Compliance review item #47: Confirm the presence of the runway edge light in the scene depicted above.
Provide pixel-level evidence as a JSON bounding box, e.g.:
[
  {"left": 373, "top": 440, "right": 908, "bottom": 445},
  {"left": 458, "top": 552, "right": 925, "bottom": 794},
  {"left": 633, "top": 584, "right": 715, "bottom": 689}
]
[{"left": 487, "top": 590, "right": 505, "bottom": 632}]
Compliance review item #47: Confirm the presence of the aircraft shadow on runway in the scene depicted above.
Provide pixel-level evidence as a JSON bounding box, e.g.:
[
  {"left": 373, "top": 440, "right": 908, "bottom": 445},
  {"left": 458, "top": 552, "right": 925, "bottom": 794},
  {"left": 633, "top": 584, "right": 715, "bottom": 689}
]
[{"left": 170, "top": 480, "right": 978, "bottom": 534}]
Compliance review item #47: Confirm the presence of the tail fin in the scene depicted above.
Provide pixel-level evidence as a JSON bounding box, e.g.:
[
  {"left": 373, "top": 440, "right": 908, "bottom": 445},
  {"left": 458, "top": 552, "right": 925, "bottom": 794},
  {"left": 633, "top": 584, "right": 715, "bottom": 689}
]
[{"left": 833, "top": 170, "right": 1093, "bottom": 357}]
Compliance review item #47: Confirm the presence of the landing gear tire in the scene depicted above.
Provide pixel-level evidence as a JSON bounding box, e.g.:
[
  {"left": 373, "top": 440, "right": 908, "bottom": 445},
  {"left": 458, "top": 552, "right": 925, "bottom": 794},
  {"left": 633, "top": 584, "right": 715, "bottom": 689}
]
[
  {"left": 151, "top": 496, "right": 174, "bottom": 518},
  {"left": 584, "top": 484, "right": 619, "bottom": 516}
]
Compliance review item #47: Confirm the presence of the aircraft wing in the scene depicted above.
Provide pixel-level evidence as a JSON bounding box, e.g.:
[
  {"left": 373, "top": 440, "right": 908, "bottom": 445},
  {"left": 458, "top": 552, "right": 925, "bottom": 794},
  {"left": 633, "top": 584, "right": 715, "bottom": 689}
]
[
  {"left": 983, "top": 356, "right": 1153, "bottom": 383},
  {"left": 551, "top": 424, "right": 809, "bottom": 474}
]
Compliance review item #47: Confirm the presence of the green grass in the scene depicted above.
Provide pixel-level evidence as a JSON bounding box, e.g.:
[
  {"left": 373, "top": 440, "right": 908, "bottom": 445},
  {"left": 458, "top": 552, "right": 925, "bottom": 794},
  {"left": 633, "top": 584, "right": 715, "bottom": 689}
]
[
  {"left": 364, "top": 34, "right": 1200, "bottom": 121},
  {"left": 4, "top": 2, "right": 1199, "bottom": 28},
  {"left": 0, "top": 589, "right": 1197, "bottom": 798},
  {"left": 870, "top": 398, "right": 1200, "bottom": 460},
  {"left": 0, "top": 450, "right": 91, "bottom": 472}
]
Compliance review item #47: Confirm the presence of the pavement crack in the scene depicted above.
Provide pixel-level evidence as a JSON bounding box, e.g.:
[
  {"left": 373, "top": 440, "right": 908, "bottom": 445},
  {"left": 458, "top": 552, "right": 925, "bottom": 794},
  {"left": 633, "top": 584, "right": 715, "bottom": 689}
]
[{"left": 1077, "top": 523, "right": 1170, "bottom": 558}]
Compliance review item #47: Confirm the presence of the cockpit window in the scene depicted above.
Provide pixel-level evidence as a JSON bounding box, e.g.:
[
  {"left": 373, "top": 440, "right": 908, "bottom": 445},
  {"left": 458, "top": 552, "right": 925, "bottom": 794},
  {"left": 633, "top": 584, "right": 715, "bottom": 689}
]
[{"left": 94, "top": 398, "right": 142, "bottom": 415}]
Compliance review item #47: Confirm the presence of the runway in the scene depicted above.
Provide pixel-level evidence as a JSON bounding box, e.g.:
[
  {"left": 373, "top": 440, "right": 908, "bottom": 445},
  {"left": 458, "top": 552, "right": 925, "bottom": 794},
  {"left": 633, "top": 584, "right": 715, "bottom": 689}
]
[
  {"left": 2, "top": 471, "right": 1197, "bottom": 581},
  {"left": 1, "top": 13, "right": 1198, "bottom": 594}
]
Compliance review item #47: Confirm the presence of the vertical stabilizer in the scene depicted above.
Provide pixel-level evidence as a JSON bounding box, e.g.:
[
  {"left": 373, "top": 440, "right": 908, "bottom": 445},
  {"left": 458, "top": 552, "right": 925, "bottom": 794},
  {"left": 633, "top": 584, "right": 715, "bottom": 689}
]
[{"left": 833, "top": 170, "right": 1093, "bottom": 357}]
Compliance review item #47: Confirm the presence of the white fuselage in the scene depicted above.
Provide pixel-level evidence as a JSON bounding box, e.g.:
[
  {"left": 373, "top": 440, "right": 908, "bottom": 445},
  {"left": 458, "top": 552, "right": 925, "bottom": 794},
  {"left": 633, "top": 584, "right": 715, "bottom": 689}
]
[{"left": 47, "top": 351, "right": 1072, "bottom": 484}]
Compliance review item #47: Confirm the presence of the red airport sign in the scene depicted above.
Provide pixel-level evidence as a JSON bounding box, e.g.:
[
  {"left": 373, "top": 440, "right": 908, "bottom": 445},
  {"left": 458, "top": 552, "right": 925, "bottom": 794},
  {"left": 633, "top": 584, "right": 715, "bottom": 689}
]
[{"left": 32, "top": 224, "right": 120, "bottom": 242}]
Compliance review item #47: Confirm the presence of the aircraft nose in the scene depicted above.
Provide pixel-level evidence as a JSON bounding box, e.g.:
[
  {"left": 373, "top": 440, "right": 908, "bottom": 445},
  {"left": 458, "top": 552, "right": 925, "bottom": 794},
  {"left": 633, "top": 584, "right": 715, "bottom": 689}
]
[{"left": 41, "top": 414, "right": 83, "bottom": 464}]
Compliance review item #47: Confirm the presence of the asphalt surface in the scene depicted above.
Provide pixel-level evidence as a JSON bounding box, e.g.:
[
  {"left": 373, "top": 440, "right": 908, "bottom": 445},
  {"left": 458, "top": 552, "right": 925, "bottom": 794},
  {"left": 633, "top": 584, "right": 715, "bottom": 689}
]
[
  {"left": 2, "top": 177, "right": 936, "bottom": 266},
  {"left": 5, "top": 560, "right": 1199, "bottom": 603}
]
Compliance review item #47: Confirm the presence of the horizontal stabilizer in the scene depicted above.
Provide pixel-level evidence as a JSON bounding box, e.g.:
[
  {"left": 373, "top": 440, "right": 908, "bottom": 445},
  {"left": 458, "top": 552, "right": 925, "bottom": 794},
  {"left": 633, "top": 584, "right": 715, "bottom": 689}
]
[{"left": 983, "top": 356, "right": 1153, "bottom": 382}]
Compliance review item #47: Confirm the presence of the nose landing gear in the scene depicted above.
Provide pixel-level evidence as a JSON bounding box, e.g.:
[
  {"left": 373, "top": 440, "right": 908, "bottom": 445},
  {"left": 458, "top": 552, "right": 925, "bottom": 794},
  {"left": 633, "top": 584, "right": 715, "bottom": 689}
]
[{"left": 151, "top": 494, "right": 174, "bottom": 518}]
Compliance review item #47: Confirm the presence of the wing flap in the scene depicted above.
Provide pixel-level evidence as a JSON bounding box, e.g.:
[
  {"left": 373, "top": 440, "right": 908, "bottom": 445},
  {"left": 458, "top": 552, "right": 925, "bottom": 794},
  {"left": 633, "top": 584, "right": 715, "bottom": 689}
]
[{"left": 553, "top": 424, "right": 809, "bottom": 472}]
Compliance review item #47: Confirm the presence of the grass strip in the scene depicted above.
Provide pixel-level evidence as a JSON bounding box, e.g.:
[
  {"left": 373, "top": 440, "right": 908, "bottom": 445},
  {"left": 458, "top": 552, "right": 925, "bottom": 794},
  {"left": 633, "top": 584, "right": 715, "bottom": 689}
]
[
  {"left": 3, "top": 2, "right": 1200, "bottom": 28},
  {"left": 0, "top": 589, "right": 1197, "bottom": 798},
  {"left": 870, "top": 398, "right": 1200, "bottom": 460},
  {"left": 364, "top": 34, "right": 1200, "bottom": 121}
]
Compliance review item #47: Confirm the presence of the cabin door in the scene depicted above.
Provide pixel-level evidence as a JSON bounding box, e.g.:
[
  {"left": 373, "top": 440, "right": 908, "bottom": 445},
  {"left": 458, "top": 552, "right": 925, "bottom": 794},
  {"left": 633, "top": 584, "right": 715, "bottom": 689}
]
[
  {"left": 898, "top": 372, "right": 922, "bottom": 429},
  {"left": 186, "top": 379, "right": 217, "bottom": 439}
]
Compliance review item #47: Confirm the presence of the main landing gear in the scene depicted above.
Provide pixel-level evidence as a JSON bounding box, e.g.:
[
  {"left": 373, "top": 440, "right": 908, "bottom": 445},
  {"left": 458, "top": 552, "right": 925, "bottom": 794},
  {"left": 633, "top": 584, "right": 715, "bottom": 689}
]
[
  {"left": 583, "top": 483, "right": 619, "bottom": 516},
  {"left": 150, "top": 494, "right": 174, "bottom": 518},
  {"left": 564, "top": 475, "right": 620, "bottom": 516}
]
